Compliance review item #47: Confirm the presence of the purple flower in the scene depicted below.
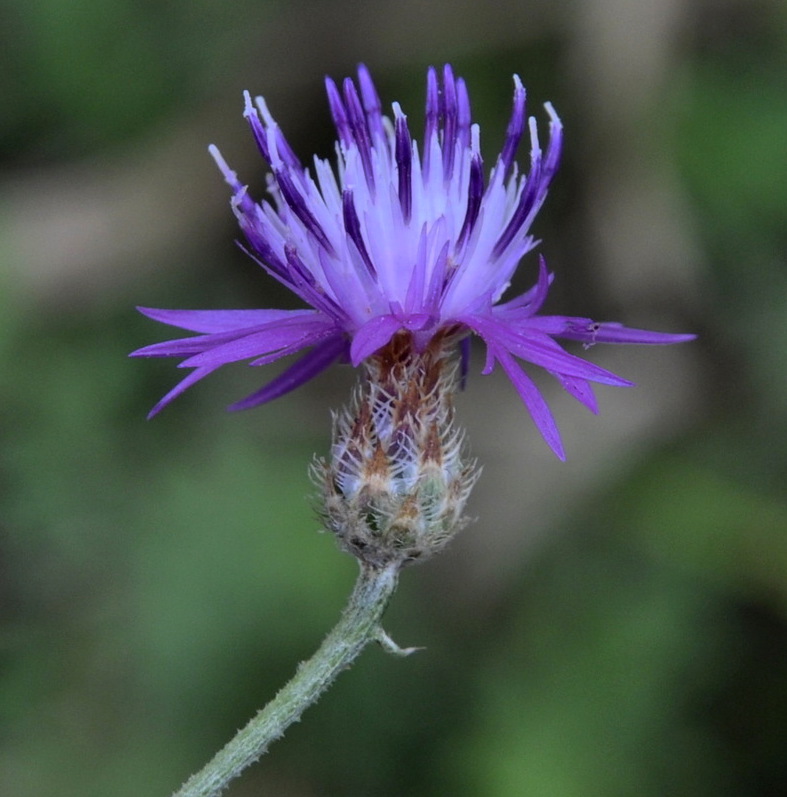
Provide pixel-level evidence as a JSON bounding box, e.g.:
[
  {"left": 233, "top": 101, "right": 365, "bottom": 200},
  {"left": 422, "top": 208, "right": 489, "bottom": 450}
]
[{"left": 131, "top": 64, "right": 694, "bottom": 459}]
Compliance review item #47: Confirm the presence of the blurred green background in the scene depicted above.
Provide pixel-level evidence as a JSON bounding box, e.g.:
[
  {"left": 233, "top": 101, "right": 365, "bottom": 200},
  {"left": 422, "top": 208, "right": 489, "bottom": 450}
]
[{"left": 2, "top": 0, "right": 786, "bottom": 795}]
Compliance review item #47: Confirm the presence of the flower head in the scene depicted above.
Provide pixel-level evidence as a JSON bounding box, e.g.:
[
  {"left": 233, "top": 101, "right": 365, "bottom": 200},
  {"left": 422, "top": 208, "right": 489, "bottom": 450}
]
[{"left": 131, "top": 64, "right": 694, "bottom": 459}]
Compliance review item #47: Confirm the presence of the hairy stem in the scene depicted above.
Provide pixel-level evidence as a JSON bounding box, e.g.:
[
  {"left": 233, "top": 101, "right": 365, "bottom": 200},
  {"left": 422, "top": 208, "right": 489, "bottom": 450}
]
[{"left": 172, "top": 561, "right": 405, "bottom": 797}]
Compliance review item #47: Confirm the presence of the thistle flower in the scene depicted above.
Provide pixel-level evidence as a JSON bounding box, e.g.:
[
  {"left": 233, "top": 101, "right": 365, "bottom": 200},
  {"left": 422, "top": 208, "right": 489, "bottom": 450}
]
[{"left": 131, "top": 64, "right": 693, "bottom": 460}]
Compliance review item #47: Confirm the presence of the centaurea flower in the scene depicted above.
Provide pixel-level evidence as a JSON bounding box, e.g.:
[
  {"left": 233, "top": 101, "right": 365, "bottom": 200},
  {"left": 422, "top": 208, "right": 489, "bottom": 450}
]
[
  {"left": 132, "top": 64, "right": 693, "bottom": 461},
  {"left": 140, "top": 67, "right": 697, "bottom": 796}
]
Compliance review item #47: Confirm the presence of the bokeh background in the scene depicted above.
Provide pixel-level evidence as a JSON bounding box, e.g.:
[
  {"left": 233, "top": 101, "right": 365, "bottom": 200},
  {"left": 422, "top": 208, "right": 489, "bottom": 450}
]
[{"left": 2, "top": 0, "right": 786, "bottom": 794}]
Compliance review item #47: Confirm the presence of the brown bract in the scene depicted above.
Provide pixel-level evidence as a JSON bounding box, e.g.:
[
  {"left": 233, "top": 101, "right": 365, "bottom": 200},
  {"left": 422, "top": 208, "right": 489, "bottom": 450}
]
[{"left": 314, "top": 332, "right": 479, "bottom": 568}]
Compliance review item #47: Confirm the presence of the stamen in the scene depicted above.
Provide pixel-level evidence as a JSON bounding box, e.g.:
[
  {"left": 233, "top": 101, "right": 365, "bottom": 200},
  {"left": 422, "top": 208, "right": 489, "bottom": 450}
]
[
  {"left": 441, "top": 64, "right": 458, "bottom": 180},
  {"left": 456, "top": 77, "right": 471, "bottom": 152},
  {"left": 325, "top": 77, "right": 352, "bottom": 147},
  {"left": 276, "top": 170, "right": 335, "bottom": 254},
  {"left": 393, "top": 104, "right": 412, "bottom": 223},
  {"left": 499, "top": 75, "right": 526, "bottom": 174},
  {"left": 492, "top": 117, "right": 544, "bottom": 258},
  {"left": 456, "top": 153, "right": 484, "bottom": 252},
  {"left": 242, "top": 91, "right": 271, "bottom": 162},
  {"left": 357, "top": 63, "right": 384, "bottom": 142},
  {"left": 342, "top": 77, "right": 375, "bottom": 189},
  {"left": 423, "top": 67, "right": 439, "bottom": 178},
  {"left": 342, "top": 190, "right": 376, "bottom": 277}
]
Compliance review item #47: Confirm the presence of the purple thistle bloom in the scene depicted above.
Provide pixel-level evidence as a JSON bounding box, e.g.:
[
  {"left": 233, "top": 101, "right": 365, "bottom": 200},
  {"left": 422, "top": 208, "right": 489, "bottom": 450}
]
[{"left": 131, "top": 64, "right": 694, "bottom": 460}]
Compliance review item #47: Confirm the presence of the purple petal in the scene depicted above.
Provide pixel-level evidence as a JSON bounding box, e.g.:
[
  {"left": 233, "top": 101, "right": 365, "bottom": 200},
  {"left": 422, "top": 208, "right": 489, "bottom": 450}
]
[
  {"left": 517, "top": 315, "right": 585, "bottom": 335},
  {"left": 493, "top": 346, "right": 566, "bottom": 460},
  {"left": 247, "top": 331, "right": 335, "bottom": 365},
  {"left": 146, "top": 365, "right": 221, "bottom": 419},
  {"left": 179, "top": 316, "right": 337, "bottom": 368},
  {"left": 482, "top": 343, "right": 495, "bottom": 375},
  {"left": 131, "top": 331, "right": 247, "bottom": 359},
  {"left": 350, "top": 314, "right": 402, "bottom": 365},
  {"left": 397, "top": 312, "right": 433, "bottom": 330},
  {"left": 131, "top": 317, "right": 315, "bottom": 358},
  {"left": 559, "top": 321, "right": 698, "bottom": 346},
  {"left": 493, "top": 254, "right": 550, "bottom": 317},
  {"left": 228, "top": 336, "right": 346, "bottom": 411},
  {"left": 551, "top": 373, "right": 599, "bottom": 413},
  {"left": 465, "top": 315, "right": 634, "bottom": 386},
  {"left": 135, "top": 306, "right": 318, "bottom": 334}
]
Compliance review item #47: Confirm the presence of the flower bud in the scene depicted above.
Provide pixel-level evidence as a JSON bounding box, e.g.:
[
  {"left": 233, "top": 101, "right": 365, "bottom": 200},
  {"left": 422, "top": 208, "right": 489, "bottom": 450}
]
[{"left": 314, "top": 332, "right": 479, "bottom": 567}]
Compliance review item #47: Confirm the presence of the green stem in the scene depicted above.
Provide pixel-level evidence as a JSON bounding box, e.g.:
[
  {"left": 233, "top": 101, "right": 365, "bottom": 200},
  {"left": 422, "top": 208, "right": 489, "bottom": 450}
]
[{"left": 172, "top": 561, "right": 406, "bottom": 797}]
